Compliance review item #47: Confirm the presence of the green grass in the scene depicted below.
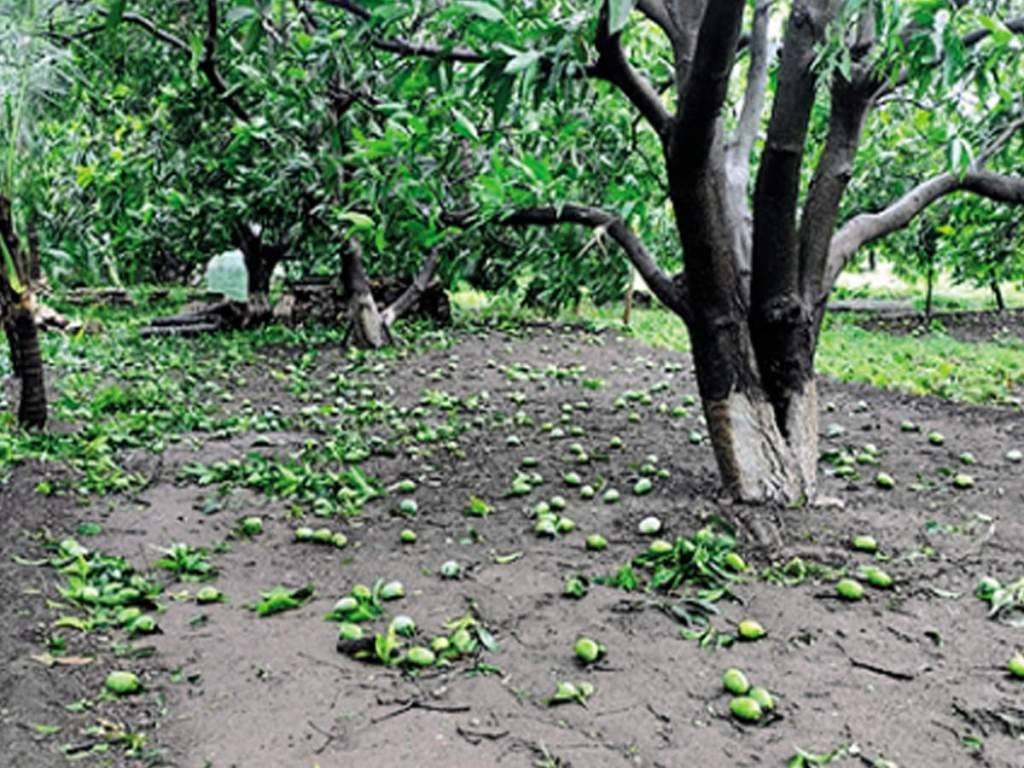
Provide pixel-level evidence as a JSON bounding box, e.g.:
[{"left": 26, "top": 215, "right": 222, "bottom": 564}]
[
  {"left": 3, "top": 285, "right": 1022, "bottom": 497},
  {"left": 817, "top": 316, "right": 1024, "bottom": 405},
  {"left": 568, "top": 302, "right": 1023, "bottom": 407}
]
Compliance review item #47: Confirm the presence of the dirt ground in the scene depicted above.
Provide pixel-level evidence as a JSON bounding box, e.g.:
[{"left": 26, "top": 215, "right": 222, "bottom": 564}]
[
  {"left": 844, "top": 307, "right": 1024, "bottom": 344},
  {"left": 2, "top": 324, "right": 1024, "bottom": 767}
]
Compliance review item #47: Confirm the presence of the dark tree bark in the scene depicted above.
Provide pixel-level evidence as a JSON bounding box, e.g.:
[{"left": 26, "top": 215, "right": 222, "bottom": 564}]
[
  {"left": 991, "top": 279, "right": 1006, "bottom": 312},
  {"left": 26, "top": 214, "right": 41, "bottom": 283},
  {"left": 236, "top": 223, "right": 285, "bottom": 319},
  {"left": 0, "top": 197, "right": 47, "bottom": 429},
  {"left": 7, "top": 303, "right": 47, "bottom": 429},
  {"left": 4, "top": 320, "right": 21, "bottom": 379}
]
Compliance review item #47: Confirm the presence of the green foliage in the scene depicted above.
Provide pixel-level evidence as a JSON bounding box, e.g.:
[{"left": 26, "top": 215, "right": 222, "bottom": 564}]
[
  {"left": 45, "top": 536, "right": 162, "bottom": 634},
  {"left": 153, "top": 542, "right": 216, "bottom": 581},
  {"left": 841, "top": 1, "right": 1024, "bottom": 295},
  {"left": 247, "top": 584, "right": 315, "bottom": 616}
]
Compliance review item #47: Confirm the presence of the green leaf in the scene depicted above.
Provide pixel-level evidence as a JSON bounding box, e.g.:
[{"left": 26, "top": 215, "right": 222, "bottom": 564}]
[
  {"left": 339, "top": 211, "right": 375, "bottom": 230},
  {"left": 948, "top": 136, "right": 972, "bottom": 175},
  {"left": 225, "top": 6, "right": 258, "bottom": 25},
  {"left": 978, "top": 15, "right": 1013, "bottom": 47},
  {"left": 460, "top": 1, "right": 504, "bottom": 22},
  {"left": 451, "top": 107, "right": 479, "bottom": 140},
  {"left": 607, "top": 0, "right": 636, "bottom": 35},
  {"left": 504, "top": 50, "right": 541, "bottom": 75}
]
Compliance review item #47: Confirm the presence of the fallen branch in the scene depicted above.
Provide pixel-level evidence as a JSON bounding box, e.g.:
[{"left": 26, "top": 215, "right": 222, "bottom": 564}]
[
  {"left": 371, "top": 699, "right": 471, "bottom": 724},
  {"left": 847, "top": 656, "right": 918, "bottom": 681}
]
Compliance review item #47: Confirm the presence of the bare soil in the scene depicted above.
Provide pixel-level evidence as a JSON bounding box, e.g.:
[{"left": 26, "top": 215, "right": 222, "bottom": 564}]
[
  {"left": 3, "top": 324, "right": 1024, "bottom": 767},
  {"left": 843, "top": 307, "right": 1024, "bottom": 344}
]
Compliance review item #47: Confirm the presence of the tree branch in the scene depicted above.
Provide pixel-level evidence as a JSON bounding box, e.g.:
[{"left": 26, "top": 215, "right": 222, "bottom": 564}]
[
  {"left": 798, "top": 4, "right": 878, "bottom": 303},
  {"left": 102, "top": 5, "right": 250, "bottom": 121},
  {"left": 381, "top": 250, "right": 440, "bottom": 326},
  {"left": 726, "top": 0, "right": 773, "bottom": 172},
  {"left": 666, "top": 0, "right": 709, "bottom": 90},
  {"left": 750, "top": 0, "right": 839, "bottom": 310},
  {"left": 498, "top": 204, "right": 685, "bottom": 318},
  {"left": 592, "top": 2, "right": 672, "bottom": 140},
  {"left": 636, "top": 0, "right": 677, "bottom": 41},
  {"left": 827, "top": 170, "right": 1024, "bottom": 290},
  {"left": 961, "top": 15, "right": 1024, "bottom": 47},
  {"left": 317, "top": 0, "right": 486, "bottom": 62},
  {"left": 882, "top": 15, "right": 1024, "bottom": 92},
  {"left": 97, "top": 9, "right": 189, "bottom": 53},
  {"left": 201, "top": 0, "right": 251, "bottom": 123},
  {"left": 723, "top": 0, "right": 774, "bottom": 300},
  {"left": 672, "top": 0, "right": 747, "bottom": 164}
]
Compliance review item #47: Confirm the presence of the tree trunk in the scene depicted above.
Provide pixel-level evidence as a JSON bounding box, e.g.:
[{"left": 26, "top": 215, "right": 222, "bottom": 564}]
[
  {"left": 6, "top": 300, "right": 47, "bottom": 429},
  {"left": 245, "top": 255, "right": 272, "bottom": 318},
  {"left": 342, "top": 241, "right": 387, "bottom": 349},
  {"left": 623, "top": 266, "right": 635, "bottom": 326},
  {"left": 237, "top": 223, "right": 282, "bottom": 319},
  {"left": 689, "top": 319, "right": 818, "bottom": 504},
  {"left": 991, "top": 278, "right": 1006, "bottom": 312},
  {"left": 4, "top": 319, "right": 22, "bottom": 378},
  {"left": 27, "top": 214, "right": 41, "bottom": 283},
  {"left": 924, "top": 249, "right": 935, "bottom": 320}
]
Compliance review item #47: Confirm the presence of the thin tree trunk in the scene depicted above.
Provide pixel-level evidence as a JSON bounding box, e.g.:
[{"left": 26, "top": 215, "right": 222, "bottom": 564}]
[
  {"left": 245, "top": 251, "right": 273, "bottom": 318},
  {"left": 925, "top": 257, "right": 934, "bottom": 321},
  {"left": 623, "top": 266, "right": 635, "bottom": 326},
  {"left": 8, "top": 299, "right": 46, "bottom": 429},
  {"left": 991, "top": 278, "right": 1006, "bottom": 311},
  {"left": 342, "top": 241, "right": 386, "bottom": 349}
]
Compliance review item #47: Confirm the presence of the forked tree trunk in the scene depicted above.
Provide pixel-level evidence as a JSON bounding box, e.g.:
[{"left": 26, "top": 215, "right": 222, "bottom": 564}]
[
  {"left": 6, "top": 299, "right": 47, "bottom": 429},
  {"left": 689, "top": 316, "right": 818, "bottom": 503},
  {"left": 342, "top": 241, "right": 387, "bottom": 349}
]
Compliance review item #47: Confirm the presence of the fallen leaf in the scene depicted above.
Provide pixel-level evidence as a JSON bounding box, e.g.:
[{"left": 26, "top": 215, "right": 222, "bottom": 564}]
[{"left": 31, "top": 654, "right": 94, "bottom": 668}]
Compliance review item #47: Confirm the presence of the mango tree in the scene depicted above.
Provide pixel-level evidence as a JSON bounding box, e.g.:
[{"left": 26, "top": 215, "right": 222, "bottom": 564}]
[
  {"left": 52, "top": 0, "right": 448, "bottom": 342},
  {"left": 356, "top": 0, "right": 1024, "bottom": 503}
]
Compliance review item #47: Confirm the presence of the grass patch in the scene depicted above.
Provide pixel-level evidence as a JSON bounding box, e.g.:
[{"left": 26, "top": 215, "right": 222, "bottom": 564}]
[{"left": 572, "top": 302, "right": 1023, "bottom": 407}]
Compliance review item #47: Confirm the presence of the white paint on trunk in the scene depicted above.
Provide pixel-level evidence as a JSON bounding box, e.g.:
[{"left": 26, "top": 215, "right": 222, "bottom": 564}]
[
  {"left": 784, "top": 378, "right": 819, "bottom": 499},
  {"left": 704, "top": 381, "right": 819, "bottom": 504},
  {"left": 349, "top": 293, "right": 387, "bottom": 350}
]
